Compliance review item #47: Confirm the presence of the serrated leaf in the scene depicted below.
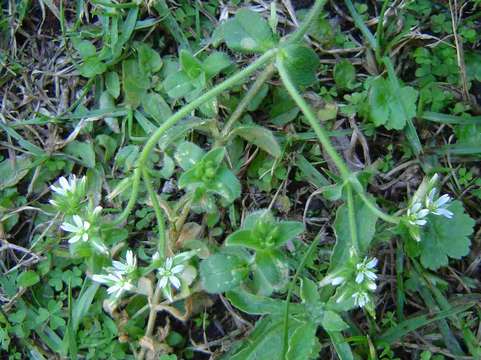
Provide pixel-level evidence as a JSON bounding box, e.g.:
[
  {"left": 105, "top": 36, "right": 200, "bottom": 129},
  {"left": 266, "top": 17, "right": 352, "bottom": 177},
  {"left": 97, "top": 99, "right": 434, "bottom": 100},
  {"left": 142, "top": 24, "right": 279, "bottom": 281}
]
[
  {"left": 419, "top": 201, "right": 474, "bottom": 270},
  {"left": 200, "top": 252, "right": 248, "bottom": 293},
  {"left": 223, "top": 9, "right": 276, "bottom": 53},
  {"left": 281, "top": 44, "right": 319, "bottom": 88},
  {"left": 231, "top": 125, "right": 281, "bottom": 158}
]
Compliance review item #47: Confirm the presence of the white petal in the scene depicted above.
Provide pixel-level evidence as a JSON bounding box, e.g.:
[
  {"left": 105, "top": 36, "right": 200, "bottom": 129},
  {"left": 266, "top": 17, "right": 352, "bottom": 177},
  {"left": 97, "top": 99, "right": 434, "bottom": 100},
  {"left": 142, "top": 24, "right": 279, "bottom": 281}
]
[
  {"left": 50, "top": 185, "right": 67, "bottom": 196},
  {"left": 367, "top": 282, "right": 377, "bottom": 291},
  {"left": 92, "top": 274, "right": 111, "bottom": 284},
  {"left": 417, "top": 209, "right": 430, "bottom": 218},
  {"left": 366, "top": 258, "right": 378, "bottom": 269},
  {"left": 82, "top": 233, "right": 89, "bottom": 242},
  {"left": 411, "top": 202, "right": 422, "bottom": 212},
  {"left": 436, "top": 194, "right": 451, "bottom": 207},
  {"left": 170, "top": 276, "right": 181, "bottom": 289},
  {"left": 158, "top": 276, "right": 168, "bottom": 289},
  {"left": 112, "top": 261, "right": 126, "bottom": 272},
  {"left": 73, "top": 215, "right": 83, "bottom": 227},
  {"left": 68, "top": 235, "right": 81, "bottom": 243},
  {"left": 415, "top": 219, "right": 427, "bottom": 226},
  {"left": 435, "top": 208, "right": 453, "bottom": 219},
  {"left": 355, "top": 273, "right": 364, "bottom": 284},
  {"left": 331, "top": 276, "right": 344, "bottom": 286},
  {"left": 59, "top": 177, "right": 70, "bottom": 191},
  {"left": 152, "top": 252, "right": 160, "bottom": 261},
  {"left": 165, "top": 257, "right": 173, "bottom": 270},
  {"left": 171, "top": 265, "right": 184, "bottom": 274},
  {"left": 427, "top": 188, "right": 437, "bottom": 203},
  {"left": 83, "top": 221, "right": 91, "bottom": 230},
  {"left": 366, "top": 271, "right": 377, "bottom": 280},
  {"left": 61, "top": 222, "right": 78, "bottom": 233}
]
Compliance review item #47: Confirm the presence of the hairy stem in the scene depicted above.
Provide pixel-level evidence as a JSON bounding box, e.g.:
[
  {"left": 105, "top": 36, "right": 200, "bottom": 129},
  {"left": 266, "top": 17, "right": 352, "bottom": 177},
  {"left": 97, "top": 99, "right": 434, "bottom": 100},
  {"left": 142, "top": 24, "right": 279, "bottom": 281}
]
[
  {"left": 346, "top": 184, "right": 359, "bottom": 253},
  {"left": 285, "top": 0, "right": 328, "bottom": 44},
  {"left": 277, "top": 57, "right": 399, "bottom": 224}
]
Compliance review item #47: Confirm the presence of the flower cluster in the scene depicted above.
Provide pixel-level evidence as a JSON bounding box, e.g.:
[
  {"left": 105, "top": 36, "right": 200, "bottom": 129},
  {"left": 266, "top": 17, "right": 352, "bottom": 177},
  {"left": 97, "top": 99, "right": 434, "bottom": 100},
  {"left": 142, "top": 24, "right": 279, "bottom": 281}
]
[
  {"left": 50, "top": 175, "right": 86, "bottom": 215},
  {"left": 154, "top": 252, "right": 186, "bottom": 301},
  {"left": 92, "top": 250, "right": 138, "bottom": 300},
  {"left": 320, "top": 254, "right": 379, "bottom": 309},
  {"left": 407, "top": 186, "right": 453, "bottom": 241}
]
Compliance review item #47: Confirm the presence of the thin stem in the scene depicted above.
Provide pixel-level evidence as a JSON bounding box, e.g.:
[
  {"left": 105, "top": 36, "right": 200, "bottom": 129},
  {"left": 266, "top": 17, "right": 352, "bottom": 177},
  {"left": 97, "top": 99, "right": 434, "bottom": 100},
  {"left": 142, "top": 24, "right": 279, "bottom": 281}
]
[
  {"left": 142, "top": 168, "right": 167, "bottom": 257},
  {"left": 138, "top": 286, "right": 162, "bottom": 360},
  {"left": 286, "top": 0, "right": 328, "bottom": 44},
  {"left": 281, "top": 233, "right": 322, "bottom": 359},
  {"left": 277, "top": 57, "right": 399, "bottom": 224},
  {"left": 346, "top": 184, "right": 359, "bottom": 254},
  {"left": 111, "top": 49, "right": 277, "bottom": 225},
  {"left": 220, "top": 64, "right": 275, "bottom": 138}
]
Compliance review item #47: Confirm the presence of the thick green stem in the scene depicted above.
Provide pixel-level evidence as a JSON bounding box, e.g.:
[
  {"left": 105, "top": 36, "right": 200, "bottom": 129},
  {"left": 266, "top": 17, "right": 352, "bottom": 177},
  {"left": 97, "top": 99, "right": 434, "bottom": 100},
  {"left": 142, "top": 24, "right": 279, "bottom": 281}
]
[
  {"left": 346, "top": 184, "right": 359, "bottom": 254},
  {"left": 142, "top": 168, "right": 167, "bottom": 257},
  {"left": 111, "top": 49, "right": 277, "bottom": 225},
  {"left": 277, "top": 57, "right": 399, "bottom": 224}
]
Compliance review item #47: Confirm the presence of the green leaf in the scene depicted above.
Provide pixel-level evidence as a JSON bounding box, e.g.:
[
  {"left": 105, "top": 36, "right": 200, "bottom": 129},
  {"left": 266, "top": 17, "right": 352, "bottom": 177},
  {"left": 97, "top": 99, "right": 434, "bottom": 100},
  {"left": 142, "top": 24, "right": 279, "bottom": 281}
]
[
  {"left": 122, "top": 58, "right": 150, "bottom": 107},
  {"left": 0, "top": 155, "right": 32, "bottom": 190},
  {"left": 174, "top": 142, "right": 204, "bottom": 170},
  {"left": 72, "top": 39, "right": 96, "bottom": 58},
  {"left": 17, "top": 271, "right": 40, "bottom": 287},
  {"left": 334, "top": 59, "right": 356, "bottom": 90},
  {"left": 180, "top": 50, "right": 204, "bottom": 79},
  {"left": 105, "top": 71, "right": 120, "bottom": 99},
  {"left": 142, "top": 92, "right": 172, "bottom": 124},
  {"left": 163, "top": 71, "right": 194, "bottom": 99},
  {"left": 226, "top": 289, "right": 287, "bottom": 315},
  {"left": 115, "top": 145, "right": 139, "bottom": 172},
  {"left": 273, "top": 221, "right": 304, "bottom": 247},
  {"left": 202, "top": 51, "right": 231, "bottom": 78},
  {"left": 206, "top": 166, "right": 241, "bottom": 203},
  {"left": 200, "top": 252, "right": 248, "bottom": 293},
  {"left": 230, "top": 125, "right": 281, "bottom": 158},
  {"left": 226, "top": 229, "right": 261, "bottom": 250},
  {"left": 368, "top": 76, "right": 419, "bottom": 130},
  {"left": 286, "top": 321, "right": 319, "bottom": 360},
  {"left": 320, "top": 311, "right": 349, "bottom": 332},
  {"left": 281, "top": 44, "right": 319, "bottom": 88},
  {"left": 137, "top": 42, "right": 162, "bottom": 73},
  {"left": 65, "top": 141, "right": 96, "bottom": 168},
  {"left": 78, "top": 58, "right": 106, "bottom": 78},
  {"left": 255, "top": 250, "right": 289, "bottom": 290},
  {"left": 331, "top": 194, "right": 378, "bottom": 271},
  {"left": 223, "top": 9, "right": 276, "bottom": 53},
  {"left": 327, "top": 331, "right": 354, "bottom": 360},
  {"left": 419, "top": 201, "right": 474, "bottom": 270}
]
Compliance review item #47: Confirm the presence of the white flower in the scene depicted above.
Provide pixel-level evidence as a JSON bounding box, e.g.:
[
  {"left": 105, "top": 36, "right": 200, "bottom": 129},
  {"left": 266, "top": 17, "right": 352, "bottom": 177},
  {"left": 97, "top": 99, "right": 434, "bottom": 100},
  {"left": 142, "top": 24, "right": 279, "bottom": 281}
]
[
  {"left": 50, "top": 175, "right": 84, "bottom": 197},
  {"left": 92, "top": 273, "right": 135, "bottom": 299},
  {"left": 425, "top": 189, "right": 453, "bottom": 219},
  {"left": 407, "top": 202, "right": 430, "bottom": 226},
  {"left": 157, "top": 256, "right": 185, "bottom": 290},
  {"left": 61, "top": 215, "right": 90, "bottom": 243},
  {"left": 355, "top": 257, "right": 378, "bottom": 284},
  {"left": 112, "top": 250, "right": 137, "bottom": 276},
  {"left": 352, "top": 291, "right": 370, "bottom": 308}
]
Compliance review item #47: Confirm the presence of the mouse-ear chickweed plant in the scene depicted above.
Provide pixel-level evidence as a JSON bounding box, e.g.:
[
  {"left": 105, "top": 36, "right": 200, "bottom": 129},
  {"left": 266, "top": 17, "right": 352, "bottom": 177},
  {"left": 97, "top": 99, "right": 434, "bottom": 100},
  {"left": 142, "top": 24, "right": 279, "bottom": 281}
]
[{"left": 5, "top": 0, "right": 479, "bottom": 358}]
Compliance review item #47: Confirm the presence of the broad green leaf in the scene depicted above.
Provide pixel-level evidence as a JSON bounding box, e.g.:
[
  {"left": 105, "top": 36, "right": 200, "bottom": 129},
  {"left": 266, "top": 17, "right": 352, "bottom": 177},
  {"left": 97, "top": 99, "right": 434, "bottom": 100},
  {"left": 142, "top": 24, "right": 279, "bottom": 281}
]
[
  {"left": 300, "top": 277, "right": 320, "bottom": 304},
  {"left": 206, "top": 166, "right": 241, "bottom": 203},
  {"left": 230, "top": 125, "right": 281, "bottom": 158},
  {"left": 419, "top": 201, "right": 474, "bottom": 270},
  {"left": 163, "top": 71, "right": 194, "bottom": 99},
  {"left": 105, "top": 71, "right": 120, "bottom": 99},
  {"left": 331, "top": 194, "right": 378, "bottom": 271},
  {"left": 122, "top": 59, "right": 150, "bottom": 107},
  {"left": 368, "top": 77, "right": 390, "bottom": 127},
  {"left": 72, "top": 39, "right": 96, "bottom": 58},
  {"left": 327, "top": 331, "right": 354, "bottom": 360},
  {"left": 17, "top": 271, "right": 40, "bottom": 287},
  {"left": 202, "top": 51, "right": 231, "bottom": 78},
  {"left": 226, "top": 229, "right": 261, "bottom": 250},
  {"left": 78, "top": 58, "right": 106, "bottom": 78},
  {"left": 226, "top": 289, "right": 287, "bottom": 315},
  {"left": 255, "top": 250, "right": 288, "bottom": 290},
  {"left": 286, "top": 321, "right": 319, "bottom": 360},
  {"left": 114, "top": 145, "right": 139, "bottom": 172},
  {"left": 142, "top": 92, "right": 172, "bottom": 124},
  {"left": 174, "top": 142, "right": 204, "bottom": 170},
  {"left": 200, "top": 252, "right": 248, "bottom": 293},
  {"left": 137, "top": 42, "right": 162, "bottom": 73},
  {"left": 334, "top": 59, "right": 356, "bottom": 90},
  {"left": 65, "top": 141, "right": 96, "bottom": 168},
  {"left": 99, "top": 91, "right": 119, "bottom": 133},
  {"left": 180, "top": 50, "right": 204, "bottom": 79},
  {"left": 0, "top": 155, "right": 32, "bottom": 190},
  {"left": 281, "top": 44, "right": 319, "bottom": 88},
  {"left": 223, "top": 9, "right": 276, "bottom": 53},
  {"left": 320, "top": 311, "right": 349, "bottom": 332},
  {"left": 274, "top": 221, "right": 304, "bottom": 247}
]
